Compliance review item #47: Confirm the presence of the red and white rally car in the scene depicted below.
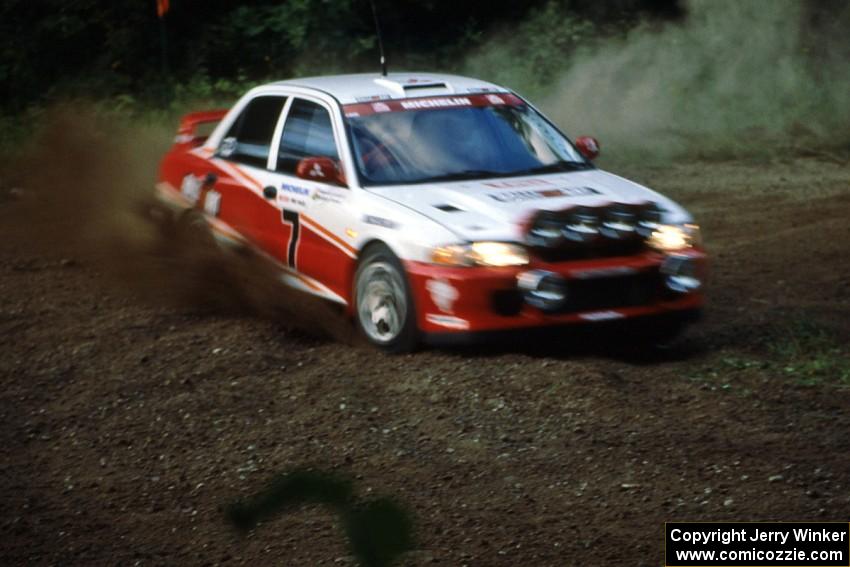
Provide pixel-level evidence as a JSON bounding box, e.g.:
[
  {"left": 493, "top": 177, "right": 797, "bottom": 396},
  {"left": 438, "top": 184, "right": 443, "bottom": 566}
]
[{"left": 157, "top": 73, "right": 706, "bottom": 352}]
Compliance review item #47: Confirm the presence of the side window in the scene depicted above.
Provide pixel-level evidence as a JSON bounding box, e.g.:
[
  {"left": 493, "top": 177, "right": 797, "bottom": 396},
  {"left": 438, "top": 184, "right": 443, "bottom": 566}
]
[
  {"left": 219, "top": 96, "right": 287, "bottom": 168},
  {"left": 277, "top": 98, "right": 339, "bottom": 174}
]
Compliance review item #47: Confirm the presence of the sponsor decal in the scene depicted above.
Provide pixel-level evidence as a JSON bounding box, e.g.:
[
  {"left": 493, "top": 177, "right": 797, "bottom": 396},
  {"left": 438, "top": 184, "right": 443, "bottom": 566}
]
[
  {"left": 355, "top": 94, "right": 391, "bottom": 102},
  {"left": 363, "top": 215, "right": 398, "bottom": 229},
  {"left": 279, "top": 192, "right": 307, "bottom": 208},
  {"left": 180, "top": 174, "right": 202, "bottom": 204},
  {"left": 488, "top": 190, "right": 552, "bottom": 203},
  {"left": 537, "top": 189, "right": 564, "bottom": 198},
  {"left": 343, "top": 93, "right": 524, "bottom": 117},
  {"left": 484, "top": 179, "right": 553, "bottom": 189},
  {"left": 483, "top": 178, "right": 553, "bottom": 189},
  {"left": 426, "top": 278, "right": 459, "bottom": 313},
  {"left": 281, "top": 183, "right": 311, "bottom": 196},
  {"left": 312, "top": 188, "right": 345, "bottom": 204},
  {"left": 203, "top": 189, "right": 221, "bottom": 216},
  {"left": 563, "top": 186, "right": 601, "bottom": 197},
  {"left": 400, "top": 97, "right": 471, "bottom": 110},
  {"left": 488, "top": 186, "right": 601, "bottom": 203},
  {"left": 579, "top": 310, "right": 625, "bottom": 322},
  {"left": 425, "top": 314, "right": 470, "bottom": 330},
  {"left": 307, "top": 162, "right": 326, "bottom": 179}
]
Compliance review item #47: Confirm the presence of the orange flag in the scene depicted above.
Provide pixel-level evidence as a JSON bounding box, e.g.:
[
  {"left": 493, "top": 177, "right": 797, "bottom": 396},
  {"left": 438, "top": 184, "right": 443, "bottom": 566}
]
[{"left": 157, "top": 0, "right": 169, "bottom": 18}]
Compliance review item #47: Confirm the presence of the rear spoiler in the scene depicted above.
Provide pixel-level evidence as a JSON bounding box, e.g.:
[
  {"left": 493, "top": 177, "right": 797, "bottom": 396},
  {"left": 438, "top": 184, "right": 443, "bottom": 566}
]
[{"left": 174, "top": 109, "right": 229, "bottom": 146}]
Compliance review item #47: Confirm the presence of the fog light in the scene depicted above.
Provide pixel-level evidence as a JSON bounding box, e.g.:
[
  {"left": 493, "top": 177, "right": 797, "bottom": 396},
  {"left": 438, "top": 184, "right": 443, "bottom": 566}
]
[
  {"left": 517, "top": 270, "right": 568, "bottom": 311},
  {"left": 563, "top": 207, "right": 600, "bottom": 243},
  {"left": 528, "top": 214, "right": 565, "bottom": 247},
  {"left": 661, "top": 255, "right": 702, "bottom": 293},
  {"left": 599, "top": 204, "right": 639, "bottom": 240}
]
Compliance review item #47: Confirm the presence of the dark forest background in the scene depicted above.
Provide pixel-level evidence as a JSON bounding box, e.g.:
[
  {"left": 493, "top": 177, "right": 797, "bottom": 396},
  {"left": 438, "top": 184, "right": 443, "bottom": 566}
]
[
  {"left": 1, "top": 0, "right": 685, "bottom": 111},
  {"left": 1, "top": 0, "right": 847, "bottom": 157}
]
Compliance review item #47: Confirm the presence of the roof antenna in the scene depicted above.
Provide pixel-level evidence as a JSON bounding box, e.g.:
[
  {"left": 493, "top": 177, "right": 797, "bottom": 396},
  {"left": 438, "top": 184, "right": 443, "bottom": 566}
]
[{"left": 369, "top": 0, "right": 388, "bottom": 76}]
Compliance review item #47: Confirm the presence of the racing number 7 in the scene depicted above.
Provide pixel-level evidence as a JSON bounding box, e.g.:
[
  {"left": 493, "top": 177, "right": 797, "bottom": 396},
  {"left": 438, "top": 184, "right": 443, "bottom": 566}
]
[{"left": 282, "top": 209, "right": 300, "bottom": 268}]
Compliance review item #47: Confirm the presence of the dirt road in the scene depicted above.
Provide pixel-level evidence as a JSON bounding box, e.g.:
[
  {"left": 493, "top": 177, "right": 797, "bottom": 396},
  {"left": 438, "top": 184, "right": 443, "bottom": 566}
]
[{"left": 1, "top": 156, "right": 849, "bottom": 566}]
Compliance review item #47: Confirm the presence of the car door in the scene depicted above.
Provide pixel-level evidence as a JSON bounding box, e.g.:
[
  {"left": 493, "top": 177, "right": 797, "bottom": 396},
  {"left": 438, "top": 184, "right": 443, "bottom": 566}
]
[
  {"left": 208, "top": 94, "right": 289, "bottom": 257},
  {"left": 269, "top": 96, "right": 355, "bottom": 300}
]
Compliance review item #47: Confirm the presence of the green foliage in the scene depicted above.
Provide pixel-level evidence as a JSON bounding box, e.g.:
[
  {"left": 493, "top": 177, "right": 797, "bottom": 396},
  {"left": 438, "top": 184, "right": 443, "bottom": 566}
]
[
  {"left": 0, "top": 0, "right": 685, "bottom": 112},
  {"left": 227, "top": 469, "right": 414, "bottom": 567},
  {"left": 463, "top": 2, "right": 597, "bottom": 100},
  {"left": 766, "top": 319, "right": 850, "bottom": 386},
  {"left": 202, "top": 0, "right": 377, "bottom": 79},
  {"left": 687, "top": 318, "right": 850, "bottom": 390}
]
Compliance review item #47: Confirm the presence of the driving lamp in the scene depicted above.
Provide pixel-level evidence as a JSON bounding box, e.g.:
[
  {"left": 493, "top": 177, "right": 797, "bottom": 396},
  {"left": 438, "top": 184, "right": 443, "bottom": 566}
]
[
  {"left": 647, "top": 223, "right": 701, "bottom": 252},
  {"left": 431, "top": 242, "right": 529, "bottom": 267}
]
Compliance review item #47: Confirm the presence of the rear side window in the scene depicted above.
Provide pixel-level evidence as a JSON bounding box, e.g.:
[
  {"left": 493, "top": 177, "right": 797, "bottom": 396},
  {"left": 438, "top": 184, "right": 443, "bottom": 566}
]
[
  {"left": 219, "top": 96, "right": 287, "bottom": 168},
  {"left": 277, "top": 99, "right": 339, "bottom": 174}
]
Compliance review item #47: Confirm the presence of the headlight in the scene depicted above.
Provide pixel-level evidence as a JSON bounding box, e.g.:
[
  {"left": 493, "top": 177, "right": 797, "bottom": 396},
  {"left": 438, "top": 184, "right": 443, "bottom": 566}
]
[
  {"left": 647, "top": 223, "right": 701, "bottom": 251},
  {"left": 431, "top": 242, "right": 529, "bottom": 267}
]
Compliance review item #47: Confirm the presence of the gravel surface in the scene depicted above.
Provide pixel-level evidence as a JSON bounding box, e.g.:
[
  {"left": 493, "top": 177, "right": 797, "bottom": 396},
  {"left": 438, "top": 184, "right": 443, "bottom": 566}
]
[{"left": 1, "top": 156, "right": 849, "bottom": 566}]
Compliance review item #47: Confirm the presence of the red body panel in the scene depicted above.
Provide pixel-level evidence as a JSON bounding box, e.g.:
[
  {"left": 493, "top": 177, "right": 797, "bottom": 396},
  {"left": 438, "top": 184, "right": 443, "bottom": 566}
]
[
  {"left": 297, "top": 220, "right": 356, "bottom": 301},
  {"left": 158, "top": 144, "right": 357, "bottom": 304},
  {"left": 406, "top": 250, "right": 707, "bottom": 334}
]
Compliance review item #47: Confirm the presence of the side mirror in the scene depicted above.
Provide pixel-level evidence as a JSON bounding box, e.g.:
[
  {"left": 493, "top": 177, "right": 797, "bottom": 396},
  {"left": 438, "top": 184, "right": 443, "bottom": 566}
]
[
  {"left": 575, "top": 136, "right": 600, "bottom": 161},
  {"left": 295, "top": 157, "right": 346, "bottom": 187}
]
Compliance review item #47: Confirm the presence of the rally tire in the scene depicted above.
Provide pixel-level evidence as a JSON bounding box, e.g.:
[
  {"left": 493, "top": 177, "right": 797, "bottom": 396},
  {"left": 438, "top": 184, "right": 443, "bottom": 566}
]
[{"left": 354, "top": 244, "right": 419, "bottom": 353}]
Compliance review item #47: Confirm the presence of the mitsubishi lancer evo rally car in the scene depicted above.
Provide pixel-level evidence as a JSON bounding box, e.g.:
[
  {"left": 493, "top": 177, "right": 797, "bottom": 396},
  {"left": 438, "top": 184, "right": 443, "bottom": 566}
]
[{"left": 156, "top": 73, "right": 706, "bottom": 352}]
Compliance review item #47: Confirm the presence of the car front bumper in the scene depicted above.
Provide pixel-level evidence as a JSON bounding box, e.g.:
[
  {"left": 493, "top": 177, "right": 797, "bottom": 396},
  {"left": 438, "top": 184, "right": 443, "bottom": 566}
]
[{"left": 405, "top": 248, "right": 707, "bottom": 334}]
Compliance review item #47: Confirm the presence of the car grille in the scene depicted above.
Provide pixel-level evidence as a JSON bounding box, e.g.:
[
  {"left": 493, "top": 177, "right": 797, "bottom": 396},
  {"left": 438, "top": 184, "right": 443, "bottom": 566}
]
[
  {"left": 490, "top": 271, "right": 663, "bottom": 317},
  {"left": 531, "top": 240, "right": 647, "bottom": 262},
  {"left": 558, "top": 271, "right": 661, "bottom": 313}
]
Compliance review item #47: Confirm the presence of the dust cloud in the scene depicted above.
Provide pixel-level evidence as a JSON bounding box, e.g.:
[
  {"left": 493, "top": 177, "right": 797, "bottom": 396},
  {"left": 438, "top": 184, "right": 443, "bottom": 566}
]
[
  {"left": 1, "top": 105, "right": 353, "bottom": 343},
  {"left": 494, "top": 0, "right": 850, "bottom": 162},
  {"left": 3, "top": 105, "right": 170, "bottom": 270}
]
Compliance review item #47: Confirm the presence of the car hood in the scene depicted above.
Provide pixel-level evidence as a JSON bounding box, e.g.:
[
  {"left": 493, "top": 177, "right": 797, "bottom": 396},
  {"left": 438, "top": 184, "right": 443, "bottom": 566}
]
[{"left": 366, "top": 169, "right": 691, "bottom": 242}]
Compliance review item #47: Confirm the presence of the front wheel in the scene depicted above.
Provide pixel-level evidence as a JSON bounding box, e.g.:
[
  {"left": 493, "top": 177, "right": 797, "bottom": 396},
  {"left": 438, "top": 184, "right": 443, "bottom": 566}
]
[{"left": 354, "top": 244, "right": 419, "bottom": 353}]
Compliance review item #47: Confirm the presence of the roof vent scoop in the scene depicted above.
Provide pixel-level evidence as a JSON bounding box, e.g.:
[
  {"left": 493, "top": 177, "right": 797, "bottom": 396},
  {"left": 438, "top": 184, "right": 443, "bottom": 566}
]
[
  {"left": 403, "top": 82, "right": 447, "bottom": 91},
  {"left": 373, "top": 78, "right": 455, "bottom": 97},
  {"left": 402, "top": 82, "right": 451, "bottom": 97}
]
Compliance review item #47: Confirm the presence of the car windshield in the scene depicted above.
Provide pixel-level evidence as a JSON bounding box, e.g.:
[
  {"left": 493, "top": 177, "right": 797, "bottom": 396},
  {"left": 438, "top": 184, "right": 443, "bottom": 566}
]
[{"left": 344, "top": 96, "right": 590, "bottom": 186}]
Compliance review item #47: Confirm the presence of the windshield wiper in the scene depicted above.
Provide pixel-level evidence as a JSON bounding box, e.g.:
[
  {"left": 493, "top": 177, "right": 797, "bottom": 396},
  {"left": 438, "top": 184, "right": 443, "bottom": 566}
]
[
  {"left": 409, "top": 169, "right": 507, "bottom": 183},
  {"left": 512, "top": 161, "right": 592, "bottom": 176},
  {"left": 404, "top": 161, "right": 591, "bottom": 185}
]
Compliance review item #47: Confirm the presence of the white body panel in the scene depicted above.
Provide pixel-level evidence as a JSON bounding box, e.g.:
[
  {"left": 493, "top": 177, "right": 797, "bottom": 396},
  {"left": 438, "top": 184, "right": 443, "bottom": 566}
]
[{"left": 367, "top": 170, "right": 692, "bottom": 244}]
